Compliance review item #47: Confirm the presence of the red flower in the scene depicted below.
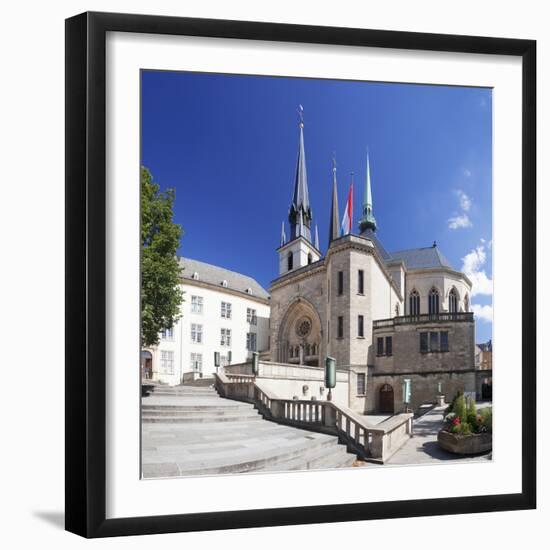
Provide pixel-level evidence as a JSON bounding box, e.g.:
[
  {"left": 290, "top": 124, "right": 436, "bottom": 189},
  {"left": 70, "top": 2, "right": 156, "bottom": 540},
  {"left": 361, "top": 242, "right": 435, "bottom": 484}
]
[{"left": 452, "top": 417, "right": 460, "bottom": 426}]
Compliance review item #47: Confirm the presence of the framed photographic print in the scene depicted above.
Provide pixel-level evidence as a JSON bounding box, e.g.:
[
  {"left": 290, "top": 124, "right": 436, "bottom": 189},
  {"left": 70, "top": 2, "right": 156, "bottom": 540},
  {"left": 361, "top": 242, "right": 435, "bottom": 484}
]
[{"left": 65, "top": 11, "right": 536, "bottom": 538}]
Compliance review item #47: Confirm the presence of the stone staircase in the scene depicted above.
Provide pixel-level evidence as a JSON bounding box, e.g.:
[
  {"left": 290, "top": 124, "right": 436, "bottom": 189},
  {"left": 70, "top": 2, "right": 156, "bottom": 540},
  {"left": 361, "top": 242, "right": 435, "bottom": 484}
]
[{"left": 142, "top": 384, "right": 357, "bottom": 478}]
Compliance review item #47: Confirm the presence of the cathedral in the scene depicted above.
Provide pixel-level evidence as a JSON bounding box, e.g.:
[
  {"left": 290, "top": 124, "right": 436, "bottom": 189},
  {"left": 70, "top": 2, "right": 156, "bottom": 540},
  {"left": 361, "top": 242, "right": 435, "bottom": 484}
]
[{"left": 269, "top": 112, "right": 478, "bottom": 414}]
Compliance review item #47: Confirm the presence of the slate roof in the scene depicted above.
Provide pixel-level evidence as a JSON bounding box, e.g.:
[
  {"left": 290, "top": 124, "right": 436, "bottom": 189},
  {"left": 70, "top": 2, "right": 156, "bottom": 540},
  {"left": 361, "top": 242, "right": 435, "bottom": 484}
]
[
  {"left": 359, "top": 228, "right": 392, "bottom": 261},
  {"left": 388, "top": 245, "right": 454, "bottom": 270},
  {"left": 179, "top": 257, "right": 270, "bottom": 300}
]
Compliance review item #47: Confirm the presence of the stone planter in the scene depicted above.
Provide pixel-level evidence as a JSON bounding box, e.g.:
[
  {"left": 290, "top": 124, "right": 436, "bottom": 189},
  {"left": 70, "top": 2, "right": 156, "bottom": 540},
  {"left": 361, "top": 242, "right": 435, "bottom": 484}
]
[{"left": 437, "top": 429, "right": 492, "bottom": 455}]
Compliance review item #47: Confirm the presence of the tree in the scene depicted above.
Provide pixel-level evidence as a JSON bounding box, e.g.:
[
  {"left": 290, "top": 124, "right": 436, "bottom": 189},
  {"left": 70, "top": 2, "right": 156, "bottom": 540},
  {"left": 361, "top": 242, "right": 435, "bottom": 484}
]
[{"left": 141, "top": 166, "right": 184, "bottom": 348}]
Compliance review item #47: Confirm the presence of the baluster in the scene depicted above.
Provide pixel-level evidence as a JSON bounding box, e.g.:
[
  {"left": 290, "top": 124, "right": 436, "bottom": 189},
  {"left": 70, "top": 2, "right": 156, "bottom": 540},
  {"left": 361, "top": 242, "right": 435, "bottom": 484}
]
[
  {"left": 308, "top": 404, "right": 313, "bottom": 422},
  {"left": 354, "top": 423, "right": 360, "bottom": 444},
  {"left": 346, "top": 416, "right": 351, "bottom": 438}
]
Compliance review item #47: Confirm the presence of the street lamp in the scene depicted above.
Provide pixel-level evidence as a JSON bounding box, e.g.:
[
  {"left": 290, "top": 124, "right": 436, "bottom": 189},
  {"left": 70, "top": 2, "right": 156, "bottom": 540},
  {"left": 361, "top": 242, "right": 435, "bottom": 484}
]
[{"left": 325, "top": 356, "right": 336, "bottom": 401}]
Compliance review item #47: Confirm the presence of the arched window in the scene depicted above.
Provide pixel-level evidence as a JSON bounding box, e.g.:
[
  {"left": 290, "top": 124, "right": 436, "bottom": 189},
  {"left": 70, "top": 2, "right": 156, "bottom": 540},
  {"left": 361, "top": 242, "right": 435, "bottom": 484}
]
[
  {"left": 307, "top": 253, "right": 313, "bottom": 265},
  {"left": 409, "top": 290, "right": 420, "bottom": 316},
  {"left": 287, "top": 251, "right": 293, "bottom": 271},
  {"left": 289, "top": 346, "right": 294, "bottom": 358},
  {"left": 464, "top": 293, "right": 469, "bottom": 313},
  {"left": 448, "top": 288, "right": 458, "bottom": 313},
  {"left": 429, "top": 288, "right": 440, "bottom": 315},
  {"left": 395, "top": 303, "right": 400, "bottom": 317}
]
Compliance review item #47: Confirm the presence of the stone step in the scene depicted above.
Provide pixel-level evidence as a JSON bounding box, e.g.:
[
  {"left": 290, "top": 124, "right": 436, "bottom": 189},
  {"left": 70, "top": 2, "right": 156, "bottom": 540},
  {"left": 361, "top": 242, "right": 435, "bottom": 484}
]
[
  {"left": 142, "top": 404, "right": 254, "bottom": 413},
  {"left": 142, "top": 408, "right": 260, "bottom": 418},
  {"left": 266, "top": 443, "right": 355, "bottom": 472},
  {"left": 143, "top": 433, "right": 344, "bottom": 478},
  {"left": 142, "top": 411, "right": 262, "bottom": 424}
]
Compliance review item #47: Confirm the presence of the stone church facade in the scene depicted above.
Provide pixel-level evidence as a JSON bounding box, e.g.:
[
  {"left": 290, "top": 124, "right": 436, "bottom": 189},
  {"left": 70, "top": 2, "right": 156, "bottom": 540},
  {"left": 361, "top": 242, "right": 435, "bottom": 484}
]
[{"left": 269, "top": 113, "right": 476, "bottom": 414}]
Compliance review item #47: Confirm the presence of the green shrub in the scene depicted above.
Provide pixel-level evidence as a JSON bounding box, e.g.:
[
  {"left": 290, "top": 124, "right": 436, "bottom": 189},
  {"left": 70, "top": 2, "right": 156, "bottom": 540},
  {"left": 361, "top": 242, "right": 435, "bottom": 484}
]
[
  {"left": 453, "top": 394, "right": 467, "bottom": 423},
  {"left": 479, "top": 407, "right": 492, "bottom": 433}
]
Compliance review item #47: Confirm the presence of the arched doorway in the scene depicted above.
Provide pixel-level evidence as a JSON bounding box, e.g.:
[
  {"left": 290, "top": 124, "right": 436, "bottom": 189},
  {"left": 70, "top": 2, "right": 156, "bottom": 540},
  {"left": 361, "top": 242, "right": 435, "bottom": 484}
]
[
  {"left": 277, "top": 298, "right": 322, "bottom": 366},
  {"left": 379, "top": 384, "right": 394, "bottom": 413},
  {"left": 141, "top": 350, "right": 153, "bottom": 380}
]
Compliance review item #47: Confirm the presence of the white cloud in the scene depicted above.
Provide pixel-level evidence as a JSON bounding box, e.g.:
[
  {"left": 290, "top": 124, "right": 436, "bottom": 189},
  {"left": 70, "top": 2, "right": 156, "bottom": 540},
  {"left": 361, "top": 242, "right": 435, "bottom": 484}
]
[
  {"left": 470, "top": 303, "right": 493, "bottom": 323},
  {"left": 448, "top": 214, "right": 472, "bottom": 229},
  {"left": 447, "top": 190, "right": 472, "bottom": 229},
  {"left": 461, "top": 243, "right": 493, "bottom": 297},
  {"left": 463, "top": 168, "right": 472, "bottom": 178},
  {"left": 456, "top": 190, "right": 471, "bottom": 212}
]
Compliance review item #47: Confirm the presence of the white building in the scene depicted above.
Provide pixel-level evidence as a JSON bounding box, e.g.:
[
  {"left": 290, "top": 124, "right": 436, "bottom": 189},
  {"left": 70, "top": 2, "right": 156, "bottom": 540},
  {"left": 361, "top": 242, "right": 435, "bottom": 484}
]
[{"left": 144, "top": 257, "right": 270, "bottom": 385}]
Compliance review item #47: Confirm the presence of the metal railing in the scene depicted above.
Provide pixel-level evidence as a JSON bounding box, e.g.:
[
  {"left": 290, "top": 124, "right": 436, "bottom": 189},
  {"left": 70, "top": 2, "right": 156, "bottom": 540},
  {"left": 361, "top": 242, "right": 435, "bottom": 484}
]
[
  {"left": 373, "top": 312, "right": 474, "bottom": 329},
  {"left": 214, "top": 372, "right": 413, "bottom": 463}
]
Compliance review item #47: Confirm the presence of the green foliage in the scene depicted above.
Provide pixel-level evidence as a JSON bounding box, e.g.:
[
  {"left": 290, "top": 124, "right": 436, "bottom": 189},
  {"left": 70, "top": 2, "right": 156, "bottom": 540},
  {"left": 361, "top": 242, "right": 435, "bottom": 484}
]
[
  {"left": 445, "top": 390, "right": 463, "bottom": 416},
  {"left": 444, "top": 394, "right": 493, "bottom": 435},
  {"left": 453, "top": 394, "right": 467, "bottom": 423},
  {"left": 141, "top": 166, "right": 184, "bottom": 348},
  {"left": 479, "top": 407, "right": 492, "bottom": 433}
]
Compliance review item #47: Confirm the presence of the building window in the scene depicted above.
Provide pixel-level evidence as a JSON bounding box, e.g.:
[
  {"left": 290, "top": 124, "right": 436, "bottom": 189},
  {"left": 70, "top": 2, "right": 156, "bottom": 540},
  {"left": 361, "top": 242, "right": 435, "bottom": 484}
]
[
  {"left": 221, "top": 301, "right": 232, "bottom": 319},
  {"left": 247, "top": 308, "right": 257, "bottom": 325},
  {"left": 191, "top": 295, "right": 203, "bottom": 314},
  {"left": 160, "top": 327, "right": 174, "bottom": 341},
  {"left": 464, "top": 293, "right": 470, "bottom": 313},
  {"left": 337, "top": 316, "right": 344, "bottom": 338},
  {"left": 430, "top": 331, "right": 439, "bottom": 351},
  {"left": 190, "top": 353, "right": 202, "bottom": 372},
  {"left": 409, "top": 290, "right": 420, "bottom": 316},
  {"left": 358, "top": 269, "right": 364, "bottom": 295},
  {"left": 337, "top": 271, "right": 344, "bottom": 295},
  {"left": 420, "top": 332, "right": 428, "bottom": 353},
  {"left": 395, "top": 303, "right": 400, "bottom": 317},
  {"left": 385, "top": 336, "right": 393, "bottom": 356},
  {"left": 420, "top": 331, "right": 449, "bottom": 353},
  {"left": 221, "top": 279, "right": 228, "bottom": 288},
  {"left": 191, "top": 324, "right": 203, "bottom": 343},
  {"left": 358, "top": 315, "right": 364, "bottom": 337},
  {"left": 221, "top": 328, "right": 232, "bottom": 347},
  {"left": 160, "top": 350, "right": 174, "bottom": 374},
  {"left": 287, "top": 251, "right": 293, "bottom": 271},
  {"left": 307, "top": 253, "right": 313, "bottom": 265},
  {"left": 448, "top": 288, "right": 458, "bottom": 313},
  {"left": 357, "top": 373, "right": 366, "bottom": 395},
  {"left": 428, "top": 288, "right": 440, "bottom": 315},
  {"left": 377, "top": 337, "right": 384, "bottom": 356},
  {"left": 191, "top": 272, "right": 199, "bottom": 280},
  {"left": 220, "top": 354, "right": 230, "bottom": 367},
  {"left": 246, "top": 332, "right": 257, "bottom": 351},
  {"left": 440, "top": 331, "right": 449, "bottom": 352}
]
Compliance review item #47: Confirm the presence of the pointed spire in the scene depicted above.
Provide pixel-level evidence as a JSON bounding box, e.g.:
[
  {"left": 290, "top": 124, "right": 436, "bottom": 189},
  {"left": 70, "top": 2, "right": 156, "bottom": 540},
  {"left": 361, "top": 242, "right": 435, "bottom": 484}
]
[
  {"left": 289, "top": 105, "right": 312, "bottom": 242},
  {"left": 358, "top": 149, "right": 377, "bottom": 233},
  {"left": 280, "top": 221, "right": 287, "bottom": 247},
  {"left": 314, "top": 224, "right": 320, "bottom": 251},
  {"left": 328, "top": 153, "right": 340, "bottom": 243}
]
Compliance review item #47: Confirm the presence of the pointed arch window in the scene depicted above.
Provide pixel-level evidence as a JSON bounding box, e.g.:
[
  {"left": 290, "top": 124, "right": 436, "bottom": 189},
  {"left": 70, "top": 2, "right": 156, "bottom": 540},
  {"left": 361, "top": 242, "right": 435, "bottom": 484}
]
[
  {"left": 464, "top": 293, "right": 470, "bottom": 313},
  {"left": 448, "top": 288, "right": 458, "bottom": 313},
  {"left": 429, "top": 288, "right": 440, "bottom": 315},
  {"left": 287, "top": 251, "right": 294, "bottom": 271},
  {"left": 307, "top": 252, "right": 313, "bottom": 265},
  {"left": 409, "top": 290, "right": 420, "bottom": 316}
]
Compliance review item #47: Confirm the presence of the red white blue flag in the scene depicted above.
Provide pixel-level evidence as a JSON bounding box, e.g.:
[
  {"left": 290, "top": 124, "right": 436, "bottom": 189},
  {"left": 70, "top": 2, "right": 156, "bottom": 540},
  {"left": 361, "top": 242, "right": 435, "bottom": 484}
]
[{"left": 341, "top": 178, "right": 353, "bottom": 235}]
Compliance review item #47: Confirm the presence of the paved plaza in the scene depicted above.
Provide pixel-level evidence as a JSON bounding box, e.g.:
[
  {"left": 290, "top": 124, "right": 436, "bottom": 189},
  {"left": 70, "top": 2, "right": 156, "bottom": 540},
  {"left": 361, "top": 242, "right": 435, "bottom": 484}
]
[{"left": 141, "top": 384, "right": 492, "bottom": 478}]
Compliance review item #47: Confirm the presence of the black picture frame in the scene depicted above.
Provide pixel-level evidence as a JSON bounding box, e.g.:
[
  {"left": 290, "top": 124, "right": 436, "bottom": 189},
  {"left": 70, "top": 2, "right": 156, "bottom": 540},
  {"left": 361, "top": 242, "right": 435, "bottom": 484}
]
[{"left": 65, "top": 11, "right": 536, "bottom": 538}]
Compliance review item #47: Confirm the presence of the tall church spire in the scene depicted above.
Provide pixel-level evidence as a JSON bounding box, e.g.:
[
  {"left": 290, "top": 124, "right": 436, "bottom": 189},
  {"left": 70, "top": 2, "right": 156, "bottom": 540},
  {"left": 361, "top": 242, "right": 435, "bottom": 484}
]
[
  {"left": 289, "top": 105, "right": 312, "bottom": 242},
  {"left": 358, "top": 149, "right": 377, "bottom": 233},
  {"left": 328, "top": 154, "right": 340, "bottom": 243}
]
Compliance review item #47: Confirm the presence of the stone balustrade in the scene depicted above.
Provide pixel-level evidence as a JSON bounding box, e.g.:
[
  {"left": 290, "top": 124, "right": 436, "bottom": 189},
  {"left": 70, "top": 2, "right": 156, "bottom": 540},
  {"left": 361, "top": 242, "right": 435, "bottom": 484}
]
[{"left": 214, "top": 372, "right": 412, "bottom": 464}]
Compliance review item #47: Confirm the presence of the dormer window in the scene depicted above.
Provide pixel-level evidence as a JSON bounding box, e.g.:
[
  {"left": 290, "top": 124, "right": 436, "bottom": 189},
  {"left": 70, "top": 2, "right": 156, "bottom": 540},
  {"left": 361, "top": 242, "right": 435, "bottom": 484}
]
[
  {"left": 192, "top": 272, "right": 200, "bottom": 280},
  {"left": 221, "top": 280, "right": 228, "bottom": 288},
  {"left": 246, "top": 287, "right": 252, "bottom": 295}
]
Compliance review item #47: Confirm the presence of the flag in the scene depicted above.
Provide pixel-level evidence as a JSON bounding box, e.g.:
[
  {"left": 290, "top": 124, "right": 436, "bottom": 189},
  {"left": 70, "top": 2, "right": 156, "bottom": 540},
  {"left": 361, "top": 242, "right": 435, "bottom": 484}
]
[{"left": 341, "top": 179, "right": 354, "bottom": 235}]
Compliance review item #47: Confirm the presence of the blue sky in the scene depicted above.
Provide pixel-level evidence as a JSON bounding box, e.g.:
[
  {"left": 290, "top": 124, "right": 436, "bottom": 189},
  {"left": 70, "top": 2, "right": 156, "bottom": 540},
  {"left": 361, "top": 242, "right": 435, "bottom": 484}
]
[{"left": 141, "top": 70, "right": 493, "bottom": 343}]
